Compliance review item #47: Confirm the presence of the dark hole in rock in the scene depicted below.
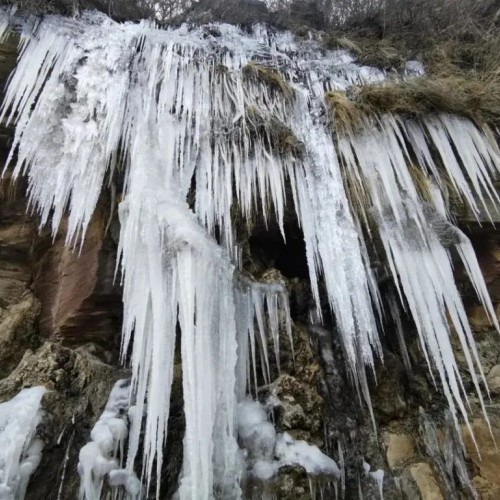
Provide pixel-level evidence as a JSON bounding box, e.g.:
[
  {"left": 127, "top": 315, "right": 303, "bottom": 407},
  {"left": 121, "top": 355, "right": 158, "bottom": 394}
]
[{"left": 248, "top": 218, "right": 309, "bottom": 280}]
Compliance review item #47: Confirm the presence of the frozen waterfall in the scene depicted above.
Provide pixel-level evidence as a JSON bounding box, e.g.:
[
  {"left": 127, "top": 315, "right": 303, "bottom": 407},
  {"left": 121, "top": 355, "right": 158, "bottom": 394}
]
[{"left": 0, "top": 7, "right": 499, "bottom": 499}]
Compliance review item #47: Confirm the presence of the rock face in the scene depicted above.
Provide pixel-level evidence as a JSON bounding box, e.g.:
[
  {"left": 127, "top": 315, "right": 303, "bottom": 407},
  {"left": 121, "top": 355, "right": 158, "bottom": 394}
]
[
  {"left": 0, "top": 342, "right": 127, "bottom": 499},
  {"left": 33, "top": 206, "right": 122, "bottom": 353}
]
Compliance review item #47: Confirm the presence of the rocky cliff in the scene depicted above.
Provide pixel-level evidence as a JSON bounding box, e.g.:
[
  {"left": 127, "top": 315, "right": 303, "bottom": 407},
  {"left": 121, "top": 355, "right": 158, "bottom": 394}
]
[{"left": 1, "top": 8, "right": 500, "bottom": 500}]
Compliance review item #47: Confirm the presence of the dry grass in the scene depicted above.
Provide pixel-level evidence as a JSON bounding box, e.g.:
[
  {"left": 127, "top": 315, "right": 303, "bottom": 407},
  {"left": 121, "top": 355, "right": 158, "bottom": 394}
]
[
  {"left": 242, "top": 63, "right": 295, "bottom": 101},
  {"left": 326, "top": 73, "right": 500, "bottom": 130},
  {"left": 244, "top": 106, "right": 303, "bottom": 156},
  {"left": 357, "top": 76, "right": 500, "bottom": 126},
  {"left": 407, "top": 163, "right": 432, "bottom": 202},
  {"left": 325, "top": 91, "right": 367, "bottom": 134},
  {"left": 326, "top": 36, "right": 406, "bottom": 69}
]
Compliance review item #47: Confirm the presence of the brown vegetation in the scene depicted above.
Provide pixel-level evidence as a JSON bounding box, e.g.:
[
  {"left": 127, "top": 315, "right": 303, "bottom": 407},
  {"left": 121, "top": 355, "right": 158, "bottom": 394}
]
[
  {"left": 242, "top": 63, "right": 295, "bottom": 101},
  {"left": 326, "top": 74, "right": 500, "bottom": 131},
  {"left": 244, "top": 106, "right": 303, "bottom": 156}
]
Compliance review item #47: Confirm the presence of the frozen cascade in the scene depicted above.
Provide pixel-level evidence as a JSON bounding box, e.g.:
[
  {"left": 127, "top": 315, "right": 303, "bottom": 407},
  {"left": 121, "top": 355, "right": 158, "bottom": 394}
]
[
  {"left": 0, "top": 7, "right": 499, "bottom": 498},
  {"left": 0, "top": 386, "right": 46, "bottom": 500}
]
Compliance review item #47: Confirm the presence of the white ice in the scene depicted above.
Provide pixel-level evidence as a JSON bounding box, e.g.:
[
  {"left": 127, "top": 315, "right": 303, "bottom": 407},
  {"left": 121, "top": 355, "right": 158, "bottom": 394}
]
[
  {"left": 77, "top": 379, "right": 139, "bottom": 500},
  {"left": 0, "top": 386, "right": 46, "bottom": 500}
]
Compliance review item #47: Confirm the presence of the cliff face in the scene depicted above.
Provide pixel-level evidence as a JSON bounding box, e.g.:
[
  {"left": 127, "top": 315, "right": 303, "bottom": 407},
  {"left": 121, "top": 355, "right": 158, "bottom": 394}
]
[{"left": 0, "top": 11, "right": 500, "bottom": 500}]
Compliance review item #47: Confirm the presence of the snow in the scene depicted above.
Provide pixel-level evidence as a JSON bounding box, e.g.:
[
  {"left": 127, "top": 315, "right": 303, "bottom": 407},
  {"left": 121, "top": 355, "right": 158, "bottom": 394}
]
[
  {"left": 0, "top": 8, "right": 499, "bottom": 499},
  {"left": 0, "top": 386, "right": 46, "bottom": 500}
]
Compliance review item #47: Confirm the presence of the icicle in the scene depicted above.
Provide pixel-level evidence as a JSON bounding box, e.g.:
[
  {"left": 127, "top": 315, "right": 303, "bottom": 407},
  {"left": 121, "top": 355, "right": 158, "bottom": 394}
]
[
  {"left": 0, "top": 386, "right": 46, "bottom": 500},
  {"left": 286, "top": 88, "right": 382, "bottom": 408}
]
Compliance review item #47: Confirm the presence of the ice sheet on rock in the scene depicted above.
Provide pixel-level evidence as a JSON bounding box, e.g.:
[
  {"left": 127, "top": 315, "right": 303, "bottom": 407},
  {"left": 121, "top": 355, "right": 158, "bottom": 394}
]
[
  {"left": 275, "top": 433, "right": 341, "bottom": 476},
  {"left": 77, "top": 379, "right": 139, "bottom": 500},
  {"left": 0, "top": 386, "right": 46, "bottom": 500},
  {"left": 237, "top": 399, "right": 340, "bottom": 483},
  {"left": 420, "top": 410, "right": 478, "bottom": 499}
]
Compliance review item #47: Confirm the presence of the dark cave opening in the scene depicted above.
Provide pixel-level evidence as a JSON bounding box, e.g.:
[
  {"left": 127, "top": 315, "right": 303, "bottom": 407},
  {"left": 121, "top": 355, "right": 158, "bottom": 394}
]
[{"left": 248, "top": 217, "right": 309, "bottom": 280}]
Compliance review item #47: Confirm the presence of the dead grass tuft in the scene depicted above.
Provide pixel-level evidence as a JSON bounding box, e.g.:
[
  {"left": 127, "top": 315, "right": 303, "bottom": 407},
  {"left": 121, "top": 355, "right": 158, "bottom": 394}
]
[
  {"left": 244, "top": 106, "right": 303, "bottom": 156},
  {"left": 326, "top": 72, "right": 500, "bottom": 130},
  {"left": 356, "top": 76, "right": 500, "bottom": 126},
  {"left": 242, "top": 63, "right": 295, "bottom": 101},
  {"left": 324, "top": 91, "right": 367, "bottom": 134}
]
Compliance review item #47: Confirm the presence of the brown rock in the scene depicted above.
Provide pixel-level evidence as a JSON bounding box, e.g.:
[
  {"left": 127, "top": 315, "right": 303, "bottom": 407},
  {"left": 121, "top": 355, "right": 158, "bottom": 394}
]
[
  {"left": 468, "top": 304, "right": 497, "bottom": 331},
  {"left": 384, "top": 432, "right": 415, "bottom": 468},
  {"left": 33, "top": 205, "right": 122, "bottom": 350},
  {"left": 408, "top": 462, "right": 445, "bottom": 500},
  {"left": 462, "top": 418, "right": 500, "bottom": 488},
  {"left": 0, "top": 291, "right": 40, "bottom": 378},
  {"left": 486, "top": 364, "right": 500, "bottom": 395},
  {"left": 472, "top": 475, "right": 500, "bottom": 500}
]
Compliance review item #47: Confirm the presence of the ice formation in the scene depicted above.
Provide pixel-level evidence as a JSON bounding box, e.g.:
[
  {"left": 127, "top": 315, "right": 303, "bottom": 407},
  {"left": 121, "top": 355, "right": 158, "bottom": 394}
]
[
  {"left": 0, "top": 386, "right": 46, "bottom": 500},
  {"left": 237, "top": 400, "right": 340, "bottom": 484},
  {"left": 77, "top": 379, "right": 140, "bottom": 500},
  {"left": 420, "top": 410, "right": 478, "bottom": 499},
  {"left": 0, "top": 6, "right": 499, "bottom": 498}
]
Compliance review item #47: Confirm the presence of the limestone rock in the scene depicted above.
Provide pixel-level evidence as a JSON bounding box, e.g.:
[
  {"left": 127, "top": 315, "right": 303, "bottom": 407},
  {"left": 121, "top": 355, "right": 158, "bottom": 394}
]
[
  {"left": 486, "top": 364, "right": 500, "bottom": 395},
  {"left": 408, "top": 462, "right": 445, "bottom": 500},
  {"left": 0, "top": 291, "right": 40, "bottom": 379},
  {"left": 384, "top": 432, "right": 415, "bottom": 468},
  {"left": 269, "top": 373, "right": 323, "bottom": 438}
]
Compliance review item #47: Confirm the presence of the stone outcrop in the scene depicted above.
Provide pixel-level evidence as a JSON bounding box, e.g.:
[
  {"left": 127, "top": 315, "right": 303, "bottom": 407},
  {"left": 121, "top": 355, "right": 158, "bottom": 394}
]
[{"left": 0, "top": 341, "right": 127, "bottom": 499}]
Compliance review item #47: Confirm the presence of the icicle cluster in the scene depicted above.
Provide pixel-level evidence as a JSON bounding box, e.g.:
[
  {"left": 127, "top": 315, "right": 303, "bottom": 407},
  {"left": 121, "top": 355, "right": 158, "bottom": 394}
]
[
  {"left": 337, "top": 114, "right": 499, "bottom": 441},
  {"left": 0, "top": 8, "right": 499, "bottom": 499},
  {"left": 0, "top": 386, "right": 46, "bottom": 500}
]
